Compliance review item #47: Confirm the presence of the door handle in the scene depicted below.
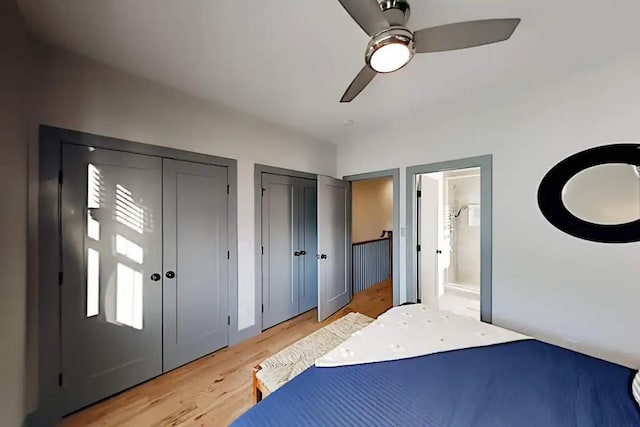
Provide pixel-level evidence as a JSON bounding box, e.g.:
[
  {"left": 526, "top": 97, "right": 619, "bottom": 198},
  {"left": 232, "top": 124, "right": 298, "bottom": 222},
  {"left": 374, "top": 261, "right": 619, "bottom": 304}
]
[
  {"left": 294, "top": 251, "right": 301, "bottom": 257},
  {"left": 436, "top": 250, "right": 442, "bottom": 254},
  {"left": 165, "top": 271, "right": 176, "bottom": 279},
  {"left": 150, "top": 273, "right": 161, "bottom": 282},
  {"left": 320, "top": 254, "right": 327, "bottom": 260}
]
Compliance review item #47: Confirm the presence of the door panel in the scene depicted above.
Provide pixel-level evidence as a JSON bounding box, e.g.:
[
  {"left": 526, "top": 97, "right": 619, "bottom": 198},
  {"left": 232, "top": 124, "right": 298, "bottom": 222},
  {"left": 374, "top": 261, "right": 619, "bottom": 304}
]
[
  {"left": 298, "top": 179, "right": 318, "bottom": 313},
  {"left": 419, "top": 175, "right": 440, "bottom": 307},
  {"left": 61, "top": 144, "right": 163, "bottom": 414},
  {"left": 262, "top": 173, "right": 299, "bottom": 329},
  {"left": 162, "top": 159, "right": 229, "bottom": 371},
  {"left": 317, "top": 176, "right": 350, "bottom": 321}
]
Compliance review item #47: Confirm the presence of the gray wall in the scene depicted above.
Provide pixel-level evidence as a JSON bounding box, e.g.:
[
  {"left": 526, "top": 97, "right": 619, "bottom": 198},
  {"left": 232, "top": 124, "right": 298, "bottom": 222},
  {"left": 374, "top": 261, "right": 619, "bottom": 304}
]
[{"left": 0, "top": 1, "right": 32, "bottom": 425}]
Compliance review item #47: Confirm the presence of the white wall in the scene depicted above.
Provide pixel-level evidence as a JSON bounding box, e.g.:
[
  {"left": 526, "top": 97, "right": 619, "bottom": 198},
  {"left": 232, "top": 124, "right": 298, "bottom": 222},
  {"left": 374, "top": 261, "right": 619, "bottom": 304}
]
[
  {"left": 351, "top": 177, "right": 393, "bottom": 243},
  {"left": 0, "top": 1, "right": 32, "bottom": 425},
  {"left": 338, "top": 50, "right": 640, "bottom": 368}
]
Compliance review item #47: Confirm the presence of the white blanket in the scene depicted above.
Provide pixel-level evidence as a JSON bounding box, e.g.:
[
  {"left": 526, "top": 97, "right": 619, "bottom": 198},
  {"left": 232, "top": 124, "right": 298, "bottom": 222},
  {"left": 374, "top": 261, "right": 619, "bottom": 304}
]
[{"left": 316, "top": 304, "right": 529, "bottom": 367}]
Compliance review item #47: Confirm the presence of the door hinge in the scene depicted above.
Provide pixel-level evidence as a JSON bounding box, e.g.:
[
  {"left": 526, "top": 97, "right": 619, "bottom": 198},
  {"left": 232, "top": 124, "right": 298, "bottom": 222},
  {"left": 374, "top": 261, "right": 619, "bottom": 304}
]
[
  {"left": 227, "top": 185, "right": 230, "bottom": 195},
  {"left": 58, "top": 170, "right": 63, "bottom": 185},
  {"left": 261, "top": 246, "right": 264, "bottom": 255},
  {"left": 58, "top": 373, "right": 63, "bottom": 387},
  {"left": 261, "top": 188, "right": 266, "bottom": 196},
  {"left": 416, "top": 190, "right": 421, "bottom": 198},
  {"left": 261, "top": 304, "right": 264, "bottom": 313},
  {"left": 227, "top": 316, "right": 231, "bottom": 326},
  {"left": 417, "top": 244, "right": 421, "bottom": 252},
  {"left": 58, "top": 271, "right": 63, "bottom": 286},
  {"left": 227, "top": 250, "right": 230, "bottom": 260}
]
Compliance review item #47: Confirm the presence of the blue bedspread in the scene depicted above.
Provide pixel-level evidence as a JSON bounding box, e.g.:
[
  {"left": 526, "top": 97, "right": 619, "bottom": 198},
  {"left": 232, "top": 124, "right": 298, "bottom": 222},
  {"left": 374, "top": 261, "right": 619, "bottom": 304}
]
[{"left": 232, "top": 340, "right": 640, "bottom": 427}]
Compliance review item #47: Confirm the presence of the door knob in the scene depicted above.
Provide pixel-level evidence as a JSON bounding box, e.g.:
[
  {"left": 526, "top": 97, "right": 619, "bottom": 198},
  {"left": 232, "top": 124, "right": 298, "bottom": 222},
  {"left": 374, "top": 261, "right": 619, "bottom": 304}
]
[
  {"left": 299, "top": 250, "right": 306, "bottom": 255},
  {"left": 436, "top": 250, "right": 442, "bottom": 254},
  {"left": 320, "top": 254, "right": 327, "bottom": 259},
  {"left": 165, "top": 271, "right": 176, "bottom": 279},
  {"left": 294, "top": 251, "right": 301, "bottom": 257},
  {"left": 150, "top": 273, "right": 161, "bottom": 282}
]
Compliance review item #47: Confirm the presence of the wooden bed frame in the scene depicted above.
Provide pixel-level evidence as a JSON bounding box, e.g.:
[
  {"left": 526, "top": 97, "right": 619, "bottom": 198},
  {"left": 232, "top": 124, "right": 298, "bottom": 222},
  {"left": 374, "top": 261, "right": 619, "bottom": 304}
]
[
  {"left": 250, "top": 312, "right": 376, "bottom": 405},
  {"left": 252, "top": 365, "right": 268, "bottom": 404}
]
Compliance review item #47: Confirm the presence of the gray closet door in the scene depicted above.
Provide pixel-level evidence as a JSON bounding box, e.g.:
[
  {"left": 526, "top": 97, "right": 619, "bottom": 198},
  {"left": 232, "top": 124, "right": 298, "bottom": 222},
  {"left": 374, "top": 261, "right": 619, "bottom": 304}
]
[
  {"left": 317, "top": 175, "right": 351, "bottom": 321},
  {"left": 162, "top": 159, "right": 229, "bottom": 371},
  {"left": 262, "top": 173, "right": 299, "bottom": 329},
  {"left": 298, "top": 178, "right": 318, "bottom": 313},
  {"left": 61, "top": 144, "right": 163, "bottom": 414}
]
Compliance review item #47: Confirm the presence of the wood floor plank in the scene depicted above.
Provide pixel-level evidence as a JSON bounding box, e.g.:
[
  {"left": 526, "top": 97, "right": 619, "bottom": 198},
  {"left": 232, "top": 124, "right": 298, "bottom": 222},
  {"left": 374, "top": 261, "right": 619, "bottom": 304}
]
[{"left": 61, "top": 280, "right": 392, "bottom": 427}]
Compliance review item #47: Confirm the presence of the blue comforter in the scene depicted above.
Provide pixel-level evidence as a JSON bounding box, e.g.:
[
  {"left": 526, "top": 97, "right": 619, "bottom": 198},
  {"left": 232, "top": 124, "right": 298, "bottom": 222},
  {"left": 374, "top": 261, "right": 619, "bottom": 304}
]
[{"left": 232, "top": 340, "right": 640, "bottom": 426}]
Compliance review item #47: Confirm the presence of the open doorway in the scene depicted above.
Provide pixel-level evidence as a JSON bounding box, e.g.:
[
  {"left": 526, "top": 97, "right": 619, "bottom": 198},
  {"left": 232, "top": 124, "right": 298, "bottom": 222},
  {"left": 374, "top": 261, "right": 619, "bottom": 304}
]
[
  {"left": 345, "top": 169, "right": 400, "bottom": 311},
  {"left": 417, "top": 168, "right": 481, "bottom": 319},
  {"left": 349, "top": 177, "right": 394, "bottom": 315},
  {"left": 407, "top": 156, "right": 492, "bottom": 323}
]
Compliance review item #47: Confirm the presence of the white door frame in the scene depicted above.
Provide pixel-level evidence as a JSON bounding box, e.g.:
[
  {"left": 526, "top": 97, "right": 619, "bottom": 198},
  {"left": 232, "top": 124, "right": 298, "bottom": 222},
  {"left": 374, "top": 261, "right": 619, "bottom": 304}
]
[{"left": 406, "top": 156, "right": 493, "bottom": 323}]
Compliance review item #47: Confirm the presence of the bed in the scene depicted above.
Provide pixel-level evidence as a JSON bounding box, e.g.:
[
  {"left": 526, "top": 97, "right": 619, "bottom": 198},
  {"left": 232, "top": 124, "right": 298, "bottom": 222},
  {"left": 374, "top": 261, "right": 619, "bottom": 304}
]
[{"left": 232, "top": 305, "right": 640, "bottom": 427}]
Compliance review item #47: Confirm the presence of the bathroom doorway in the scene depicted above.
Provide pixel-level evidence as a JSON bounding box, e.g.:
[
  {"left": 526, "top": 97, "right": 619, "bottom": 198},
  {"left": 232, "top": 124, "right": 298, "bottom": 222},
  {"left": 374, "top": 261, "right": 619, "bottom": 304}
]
[
  {"left": 417, "top": 168, "right": 481, "bottom": 319},
  {"left": 406, "top": 156, "right": 492, "bottom": 323}
]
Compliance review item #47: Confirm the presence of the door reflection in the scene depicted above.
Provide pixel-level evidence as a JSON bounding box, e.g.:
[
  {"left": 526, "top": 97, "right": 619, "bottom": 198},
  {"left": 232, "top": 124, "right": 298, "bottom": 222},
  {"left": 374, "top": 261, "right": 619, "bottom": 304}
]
[
  {"left": 116, "top": 234, "right": 144, "bottom": 264},
  {"left": 115, "top": 184, "right": 144, "bottom": 233},
  {"left": 85, "top": 163, "right": 148, "bottom": 330},
  {"left": 115, "top": 263, "right": 144, "bottom": 330},
  {"left": 86, "top": 248, "right": 99, "bottom": 317},
  {"left": 111, "top": 184, "right": 147, "bottom": 330},
  {"left": 86, "top": 164, "right": 103, "bottom": 317}
]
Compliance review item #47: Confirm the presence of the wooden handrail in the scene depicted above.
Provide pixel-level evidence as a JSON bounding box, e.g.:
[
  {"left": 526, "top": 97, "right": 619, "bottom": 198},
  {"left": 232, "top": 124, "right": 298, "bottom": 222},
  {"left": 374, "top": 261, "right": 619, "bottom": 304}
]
[{"left": 352, "top": 237, "right": 390, "bottom": 246}]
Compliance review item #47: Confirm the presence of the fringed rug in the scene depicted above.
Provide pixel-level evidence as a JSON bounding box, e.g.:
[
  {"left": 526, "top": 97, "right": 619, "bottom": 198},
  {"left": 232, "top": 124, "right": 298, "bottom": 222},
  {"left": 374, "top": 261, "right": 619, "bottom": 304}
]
[{"left": 256, "top": 312, "right": 373, "bottom": 393}]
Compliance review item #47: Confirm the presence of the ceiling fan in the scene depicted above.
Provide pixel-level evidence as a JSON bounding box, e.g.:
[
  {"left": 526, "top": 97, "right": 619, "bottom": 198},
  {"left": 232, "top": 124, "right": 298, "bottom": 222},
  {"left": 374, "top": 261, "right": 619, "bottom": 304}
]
[{"left": 338, "top": 0, "right": 521, "bottom": 102}]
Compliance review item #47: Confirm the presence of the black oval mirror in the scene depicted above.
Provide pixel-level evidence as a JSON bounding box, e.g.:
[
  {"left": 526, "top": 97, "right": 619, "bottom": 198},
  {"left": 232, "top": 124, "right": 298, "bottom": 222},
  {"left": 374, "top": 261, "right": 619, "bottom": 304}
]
[{"left": 538, "top": 144, "right": 640, "bottom": 243}]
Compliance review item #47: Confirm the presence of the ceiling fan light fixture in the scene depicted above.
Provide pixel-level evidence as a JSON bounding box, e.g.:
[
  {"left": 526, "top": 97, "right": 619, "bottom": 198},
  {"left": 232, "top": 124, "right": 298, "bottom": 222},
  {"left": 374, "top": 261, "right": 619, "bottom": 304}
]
[{"left": 366, "top": 27, "right": 415, "bottom": 73}]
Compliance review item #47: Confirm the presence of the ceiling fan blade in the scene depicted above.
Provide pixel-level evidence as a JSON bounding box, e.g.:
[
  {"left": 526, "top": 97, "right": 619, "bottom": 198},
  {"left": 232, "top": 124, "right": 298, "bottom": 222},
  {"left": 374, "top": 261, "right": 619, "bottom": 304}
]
[
  {"left": 414, "top": 18, "right": 521, "bottom": 53},
  {"left": 337, "top": 0, "right": 389, "bottom": 36},
  {"left": 340, "top": 66, "right": 377, "bottom": 103}
]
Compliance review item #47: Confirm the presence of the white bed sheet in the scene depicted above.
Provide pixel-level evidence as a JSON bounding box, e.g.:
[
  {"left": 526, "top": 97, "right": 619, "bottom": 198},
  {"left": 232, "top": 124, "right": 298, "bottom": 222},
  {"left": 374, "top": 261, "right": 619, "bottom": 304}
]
[{"left": 316, "top": 304, "right": 529, "bottom": 367}]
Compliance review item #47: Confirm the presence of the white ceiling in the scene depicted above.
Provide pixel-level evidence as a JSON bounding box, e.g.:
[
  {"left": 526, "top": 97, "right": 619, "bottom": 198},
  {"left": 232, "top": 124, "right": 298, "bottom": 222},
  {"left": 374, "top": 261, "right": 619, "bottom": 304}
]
[{"left": 17, "top": 0, "right": 640, "bottom": 144}]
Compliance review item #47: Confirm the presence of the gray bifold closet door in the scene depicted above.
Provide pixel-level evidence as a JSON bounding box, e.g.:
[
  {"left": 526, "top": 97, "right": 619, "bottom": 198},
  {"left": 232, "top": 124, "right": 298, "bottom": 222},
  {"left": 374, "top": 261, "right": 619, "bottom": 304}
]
[
  {"left": 261, "top": 173, "right": 317, "bottom": 329},
  {"left": 61, "top": 144, "right": 163, "bottom": 414},
  {"left": 299, "top": 179, "right": 318, "bottom": 313},
  {"left": 59, "top": 145, "right": 230, "bottom": 414},
  {"left": 162, "top": 159, "right": 229, "bottom": 371},
  {"left": 317, "top": 175, "right": 351, "bottom": 321}
]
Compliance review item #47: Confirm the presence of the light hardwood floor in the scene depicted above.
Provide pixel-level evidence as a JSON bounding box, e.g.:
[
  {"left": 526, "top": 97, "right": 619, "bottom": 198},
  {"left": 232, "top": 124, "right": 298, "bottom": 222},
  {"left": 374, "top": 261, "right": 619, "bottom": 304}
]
[{"left": 62, "top": 279, "right": 393, "bottom": 427}]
